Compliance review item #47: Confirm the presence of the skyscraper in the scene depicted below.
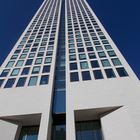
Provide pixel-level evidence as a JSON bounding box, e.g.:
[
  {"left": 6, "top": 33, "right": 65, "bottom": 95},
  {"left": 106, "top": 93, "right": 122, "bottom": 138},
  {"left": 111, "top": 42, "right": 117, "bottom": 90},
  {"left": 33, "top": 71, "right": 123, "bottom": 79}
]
[{"left": 0, "top": 0, "right": 140, "bottom": 139}]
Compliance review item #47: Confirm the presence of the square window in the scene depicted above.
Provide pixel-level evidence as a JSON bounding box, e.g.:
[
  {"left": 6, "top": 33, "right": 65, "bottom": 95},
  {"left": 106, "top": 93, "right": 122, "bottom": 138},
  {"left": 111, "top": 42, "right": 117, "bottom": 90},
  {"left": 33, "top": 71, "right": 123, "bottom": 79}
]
[
  {"left": 93, "top": 70, "right": 104, "bottom": 80},
  {"left": 80, "top": 62, "right": 89, "bottom": 69},
  {"left": 20, "top": 54, "right": 27, "bottom": 59},
  {"left": 42, "top": 65, "right": 50, "bottom": 73},
  {"left": 70, "top": 63, "right": 78, "bottom": 70},
  {"left": 95, "top": 46, "right": 103, "bottom": 51},
  {"left": 79, "top": 54, "right": 86, "bottom": 60},
  {"left": 11, "top": 55, "right": 18, "bottom": 60},
  {"left": 0, "top": 79, "right": 4, "bottom": 88},
  {"left": 16, "top": 77, "right": 27, "bottom": 87},
  {"left": 104, "top": 45, "right": 112, "bottom": 50},
  {"left": 112, "top": 58, "right": 122, "bottom": 66},
  {"left": 0, "top": 69, "right": 10, "bottom": 77},
  {"left": 11, "top": 68, "right": 20, "bottom": 76},
  {"left": 44, "top": 57, "right": 52, "bottom": 64},
  {"left": 6, "top": 61, "right": 15, "bottom": 68},
  {"left": 101, "top": 59, "right": 111, "bottom": 67},
  {"left": 32, "top": 66, "right": 40, "bottom": 74},
  {"left": 98, "top": 52, "right": 106, "bottom": 58},
  {"left": 82, "top": 71, "right": 91, "bottom": 81},
  {"left": 87, "top": 47, "right": 94, "bottom": 52},
  {"left": 21, "top": 67, "right": 30, "bottom": 75},
  {"left": 69, "top": 55, "right": 76, "bottom": 61},
  {"left": 28, "top": 76, "right": 38, "bottom": 86},
  {"left": 90, "top": 60, "right": 100, "bottom": 68},
  {"left": 28, "top": 53, "right": 35, "bottom": 58},
  {"left": 70, "top": 72, "right": 79, "bottom": 82},
  {"left": 88, "top": 53, "right": 96, "bottom": 59},
  {"left": 107, "top": 51, "right": 116, "bottom": 57},
  {"left": 40, "top": 75, "right": 49, "bottom": 85},
  {"left": 78, "top": 48, "right": 84, "bottom": 53},
  {"left": 16, "top": 60, "right": 24, "bottom": 67},
  {"left": 4, "top": 78, "right": 16, "bottom": 88},
  {"left": 116, "top": 68, "right": 128, "bottom": 77},
  {"left": 105, "top": 69, "right": 116, "bottom": 78},
  {"left": 25, "top": 59, "right": 33, "bottom": 66}
]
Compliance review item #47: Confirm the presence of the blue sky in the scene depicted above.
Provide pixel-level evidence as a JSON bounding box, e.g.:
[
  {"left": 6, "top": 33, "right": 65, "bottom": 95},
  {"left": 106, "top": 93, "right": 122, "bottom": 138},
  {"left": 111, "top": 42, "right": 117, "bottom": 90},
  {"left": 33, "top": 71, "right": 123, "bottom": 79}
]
[{"left": 0, "top": 0, "right": 139, "bottom": 79}]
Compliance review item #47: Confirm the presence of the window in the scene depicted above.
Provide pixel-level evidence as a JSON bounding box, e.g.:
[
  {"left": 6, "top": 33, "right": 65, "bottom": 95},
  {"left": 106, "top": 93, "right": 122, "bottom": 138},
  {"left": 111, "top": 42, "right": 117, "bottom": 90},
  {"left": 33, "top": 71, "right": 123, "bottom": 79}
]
[
  {"left": 104, "top": 45, "right": 112, "bottom": 50},
  {"left": 80, "top": 62, "right": 89, "bottom": 69},
  {"left": 116, "top": 68, "right": 128, "bottom": 77},
  {"left": 28, "top": 76, "right": 38, "bottom": 86},
  {"left": 82, "top": 71, "right": 91, "bottom": 81},
  {"left": 0, "top": 69, "right": 10, "bottom": 77},
  {"left": 20, "top": 54, "right": 27, "bottom": 59},
  {"left": 70, "top": 72, "right": 79, "bottom": 82},
  {"left": 16, "top": 60, "right": 24, "bottom": 67},
  {"left": 6, "top": 61, "right": 15, "bottom": 68},
  {"left": 0, "top": 79, "right": 4, "bottom": 88},
  {"left": 79, "top": 54, "right": 86, "bottom": 60},
  {"left": 112, "top": 58, "right": 122, "bottom": 66},
  {"left": 70, "top": 63, "right": 78, "bottom": 70},
  {"left": 11, "top": 68, "right": 20, "bottom": 76},
  {"left": 4, "top": 78, "right": 16, "bottom": 88},
  {"left": 96, "top": 46, "right": 103, "bottom": 51},
  {"left": 101, "top": 59, "right": 111, "bottom": 67},
  {"left": 25, "top": 59, "right": 33, "bottom": 66},
  {"left": 93, "top": 70, "right": 104, "bottom": 79},
  {"left": 44, "top": 57, "right": 52, "bottom": 64},
  {"left": 21, "top": 67, "right": 30, "bottom": 75},
  {"left": 107, "top": 50, "right": 116, "bottom": 57},
  {"left": 105, "top": 69, "right": 116, "bottom": 78},
  {"left": 40, "top": 75, "right": 49, "bottom": 85},
  {"left": 76, "top": 121, "right": 102, "bottom": 140},
  {"left": 98, "top": 52, "right": 106, "bottom": 58},
  {"left": 16, "top": 77, "right": 27, "bottom": 87},
  {"left": 35, "top": 58, "right": 43, "bottom": 65},
  {"left": 42, "top": 65, "right": 50, "bottom": 73},
  {"left": 90, "top": 60, "right": 99, "bottom": 68},
  {"left": 19, "top": 126, "right": 39, "bottom": 140},
  {"left": 28, "top": 53, "right": 35, "bottom": 58},
  {"left": 32, "top": 66, "right": 40, "bottom": 74},
  {"left": 88, "top": 53, "right": 96, "bottom": 59}
]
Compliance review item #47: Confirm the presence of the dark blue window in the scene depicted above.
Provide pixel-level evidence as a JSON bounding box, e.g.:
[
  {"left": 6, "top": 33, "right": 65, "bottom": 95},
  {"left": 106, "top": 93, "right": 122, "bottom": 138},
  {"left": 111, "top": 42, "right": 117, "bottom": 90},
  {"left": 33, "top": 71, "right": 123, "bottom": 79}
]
[
  {"left": 105, "top": 69, "right": 116, "bottom": 78},
  {"left": 31, "top": 48, "right": 37, "bottom": 52},
  {"left": 93, "top": 70, "right": 104, "bottom": 79},
  {"left": 78, "top": 48, "right": 84, "bottom": 52},
  {"left": 55, "top": 80, "right": 65, "bottom": 89},
  {"left": 82, "top": 71, "right": 91, "bottom": 81},
  {"left": 91, "top": 60, "right": 99, "bottom": 68},
  {"left": 76, "top": 121, "right": 102, "bottom": 140},
  {"left": 19, "top": 126, "right": 39, "bottom": 140},
  {"left": 87, "top": 47, "right": 94, "bottom": 52},
  {"left": 4, "top": 78, "right": 16, "bottom": 88},
  {"left": 53, "top": 90, "right": 66, "bottom": 113},
  {"left": 21, "top": 67, "right": 30, "bottom": 75},
  {"left": 0, "top": 69, "right": 10, "bottom": 77},
  {"left": 43, "top": 65, "right": 51, "bottom": 73},
  {"left": 116, "top": 68, "right": 129, "bottom": 77},
  {"left": 16, "top": 77, "right": 27, "bottom": 87},
  {"left": 40, "top": 75, "right": 49, "bottom": 85},
  {"left": 70, "top": 72, "right": 79, "bottom": 82},
  {"left": 0, "top": 79, "right": 4, "bottom": 88},
  {"left": 70, "top": 63, "right": 78, "bottom": 70},
  {"left": 25, "top": 59, "right": 33, "bottom": 66}
]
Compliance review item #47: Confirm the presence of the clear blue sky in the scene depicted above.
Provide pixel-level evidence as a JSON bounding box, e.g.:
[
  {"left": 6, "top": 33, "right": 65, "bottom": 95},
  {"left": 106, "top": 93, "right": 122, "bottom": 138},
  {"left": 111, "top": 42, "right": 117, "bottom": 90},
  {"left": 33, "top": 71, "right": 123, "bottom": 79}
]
[{"left": 0, "top": 0, "right": 140, "bottom": 79}]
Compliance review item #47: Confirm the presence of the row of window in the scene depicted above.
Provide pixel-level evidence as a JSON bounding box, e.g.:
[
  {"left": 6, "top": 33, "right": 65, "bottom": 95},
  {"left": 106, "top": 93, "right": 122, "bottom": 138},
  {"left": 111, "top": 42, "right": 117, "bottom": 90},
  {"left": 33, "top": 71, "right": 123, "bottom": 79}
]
[
  {"left": 0, "top": 75, "right": 49, "bottom": 88},
  {"left": 70, "top": 67, "right": 128, "bottom": 82}
]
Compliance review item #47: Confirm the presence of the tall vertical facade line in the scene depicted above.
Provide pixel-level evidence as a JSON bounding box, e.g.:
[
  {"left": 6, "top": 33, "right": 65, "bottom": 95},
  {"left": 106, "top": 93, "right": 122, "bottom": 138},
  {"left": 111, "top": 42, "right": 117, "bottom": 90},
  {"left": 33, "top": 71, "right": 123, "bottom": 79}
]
[{"left": 0, "top": 0, "right": 140, "bottom": 140}]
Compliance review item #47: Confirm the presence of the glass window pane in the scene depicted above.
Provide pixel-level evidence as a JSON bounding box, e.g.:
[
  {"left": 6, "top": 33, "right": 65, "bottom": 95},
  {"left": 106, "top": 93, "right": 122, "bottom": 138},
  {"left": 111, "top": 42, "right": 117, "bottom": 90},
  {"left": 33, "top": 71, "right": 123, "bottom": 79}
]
[
  {"left": 42, "top": 65, "right": 51, "bottom": 73},
  {"left": 107, "top": 50, "right": 116, "bottom": 57},
  {"left": 25, "top": 59, "right": 33, "bottom": 66},
  {"left": 32, "top": 66, "right": 40, "bottom": 74},
  {"left": 0, "top": 69, "right": 10, "bottom": 77},
  {"left": 4, "top": 78, "right": 16, "bottom": 88},
  {"left": 79, "top": 54, "right": 86, "bottom": 60},
  {"left": 16, "top": 60, "right": 24, "bottom": 67},
  {"left": 80, "top": 62, "right": 89, "bottom": 69},
  {"left": 112, "top": 58, "right": 122, "bottom": 66},
  {"left": 16, "top": 77, "right": 27, "bottom": 87},
  {"left": 35, "top": 58, "right": 43, "bottom": 65},
  {"left": 6, "top": 61, "right": 15, "bottom": 68},
  {"left": 101, "top": 59, "right": 111, "bottom": 67},
  {"left": 28, "top": 76, "right": 38, "bottom": 86},
  {"left": 40, "top": 75, "right": 49, "bottom": 85},
  {"left": 11, "top": 68, "right": 20, "bottom": 76},
  {"left": 70, "top": 72, "right": 79, "bottom": 82},
  {"left": 116, "top": 68, "right": 129, "bottom": 77},
  {"left": 21, "top": 67, "right": 30, "bottom": 75},
  {"left": 105, "top": 69, "right": 116, "bottom": 78},
  {"left": 91, "top": 60, "right": 99, "bottom": 68},
  {"left": 44, "top": 57, "right": 52, "bottom": 64},
  {"left": 70, "top": 63, "right": 78, "bottom": 70},
  {"left": 98, "top": 52, "right": 106, "bottom": 58},
  {"left": 93, "top": 70, "right": 104, "bottom": 80},
  {"left": 82, "top": 71, "right": 91, "bottom": 81}
]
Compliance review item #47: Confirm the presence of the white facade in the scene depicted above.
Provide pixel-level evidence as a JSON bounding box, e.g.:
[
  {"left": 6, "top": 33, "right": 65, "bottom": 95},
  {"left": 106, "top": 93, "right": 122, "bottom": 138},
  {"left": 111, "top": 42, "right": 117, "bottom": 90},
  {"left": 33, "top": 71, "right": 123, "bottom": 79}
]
[{"left": 0, "top": 0, "right": 140, "bottom": 140}]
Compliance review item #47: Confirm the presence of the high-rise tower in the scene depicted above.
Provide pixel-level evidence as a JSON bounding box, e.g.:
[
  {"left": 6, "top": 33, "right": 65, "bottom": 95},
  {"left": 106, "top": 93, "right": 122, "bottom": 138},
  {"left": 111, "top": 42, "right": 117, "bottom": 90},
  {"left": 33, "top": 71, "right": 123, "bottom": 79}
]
[{"left": 0, "top": 0, "right": 140, "bottom": 140}]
